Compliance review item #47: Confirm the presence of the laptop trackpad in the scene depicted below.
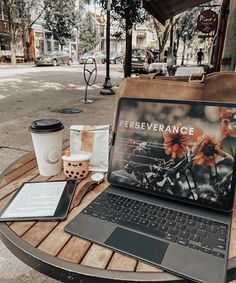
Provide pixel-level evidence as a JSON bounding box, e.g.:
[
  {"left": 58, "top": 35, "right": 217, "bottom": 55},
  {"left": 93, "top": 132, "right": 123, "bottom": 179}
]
[{"left": 105, "top": 227, "right": 168, "bottom": 264}]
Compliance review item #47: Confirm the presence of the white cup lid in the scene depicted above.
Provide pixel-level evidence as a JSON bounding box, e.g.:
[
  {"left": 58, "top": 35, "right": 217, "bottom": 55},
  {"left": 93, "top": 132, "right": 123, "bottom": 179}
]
[{"left": 62, "top": 153, "right": 90, "bottom": 162}]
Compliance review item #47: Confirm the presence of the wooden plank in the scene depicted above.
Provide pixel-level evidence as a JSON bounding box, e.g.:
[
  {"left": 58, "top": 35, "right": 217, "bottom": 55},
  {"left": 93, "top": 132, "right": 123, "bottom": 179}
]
[
  {"left": 0, "top": 140, "right": 69, "bottom": 188},
  {"left": 58, "top": 236, "right": 92, "bottom": 263},
  {"left": 21, "top": 221, "right": 59, "bottom": 247},
  {"left": 136, "top": 261, "right": 163, "bottom": 272},
  {"left": 10, "top": 221, "right": 36, "bottom": 237},
  {"left": 3, "top": 152, "right": 36, "bottom": 175},
  {"left": 81, "top": 244, "right": 113, "bottom": 269},
  {"left": 0, "top": 159, "right": 38, "bottom": 189},
  {"left": 107, "top": 252, "right": 137, "bottom": 271},
  {"left": 0, "top": 167, "right": 39, "bottom": 201},
  {"left": 38, "top": 179, "right": 106, "bottom": 257}
]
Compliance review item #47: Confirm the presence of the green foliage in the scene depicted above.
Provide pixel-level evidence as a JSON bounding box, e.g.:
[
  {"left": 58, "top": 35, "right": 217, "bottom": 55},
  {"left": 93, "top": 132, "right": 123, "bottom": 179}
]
[
  {"left": 44, "top": 0, "right": 76, "bottom": 47},
  {"left": 79, "top": 12, "right": 100, "bottom": 54}
]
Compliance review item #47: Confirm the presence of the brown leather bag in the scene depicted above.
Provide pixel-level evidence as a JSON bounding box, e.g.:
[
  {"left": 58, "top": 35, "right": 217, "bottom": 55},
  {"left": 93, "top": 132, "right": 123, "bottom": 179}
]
[{"left": 117, "top": 72, "right": 236, "bottom": 102}]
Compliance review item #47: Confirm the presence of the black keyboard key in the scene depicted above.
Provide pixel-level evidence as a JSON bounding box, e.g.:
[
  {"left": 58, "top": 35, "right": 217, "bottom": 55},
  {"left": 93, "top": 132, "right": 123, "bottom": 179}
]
[
  {"left": 114, "top": 205, "right": 121, "bottom": 211},
  {"left": 149, "top": 222, "right": 159, "bottom": 229},
  {"left": 186, "top": 226, "right": 197, "bottom": 234},
  {"left": 121, "top": 208, "right": 131, "bottom": 214},
  {"left": 176, "top": 223, "right": 186, "bottom": 231},
  {"left": 140, "top": 207, "right": 148, "bottom": 213},
  {"left": 159, "top": 225, "right": 168, "bottom": 232},
  {"left": 178, "top": 237, "right": 189, "bottom": 246},
  {"left": 188, "top": 243, "right": 200, "bottom": 250},
  {"left": 156, "top": 218, "right": 166, "bottom": 225},
  {"left": 217, "top": 228, "right": 227, "bottom": 236},
  {"left": 150, "top": 209, "right": 158, "bottom": 215},
  {"left": 186, "top": 220, "right": 196, "bottom": 227},
  {"left": 208, "top": 233, "right": 226, "bottom": 243},
  {"left": 196, "top": 229, "right": 207, "bottom": 237},
  {"left": 189, "top": 234, "right": 200, "bottom": 242},
  {"left": 200, "top": 247, "right": 212, "bottom": 254},
  {"left": 168, "top": 228, "right": 179, "bottom": 235},
  {"left": 108, "top": 216, "right": 119, "bottom": 223},
  {"left": 214, "top": 222, "right": 228, "bottom": 230},
  {"left": 139, "top": 219, "right": 149, "bottom": 226},
  {"left": 196, "top": 223, "right": 206, "bottom": 230},
  {"left": 117, "top": 219, "right": 166, "bottom": 239},
  {"left": 139, "top": 213, "right": 148, "bottom": 219},
  {"left": 130, "top": 216, "right": 140, "bottom": 223},
  {"left": 200, "top": 238, "right": 226, "bottom": 250},
  {"left": 176, "top": 217, "right": 186, "bottom": 224},
  {"left": 174, "top": 211, "right": 183, "bottom": 217},
  {"left": 99, "top": 214, "right": 108, "bottom": 220},
  {"left": 212, "top": 251, "right": 225, "bottom": 258},
  {"left": 166, "top": 220, "right": 176, "bottom": 227},
  {"left": 147, "top": 215, "right": 157, "bottom": 222},
  {"left": 130, "top": 210, "right": 139, "bottom": 216},
  {"left": 166, "top": 215, "right": 176, "bottom": 221},
  {"left": 185, "top": 214, "right": 193, "bottom": 220},
  {"left": 83, "top": 208, "right": 93, "bottom": 215},
  {"left": 206, "top": 225, "right": 217, "bottom": 233},
  {"left": 165, "top": 233, "right": 177, "bottom": 242},
  {"left": 122, "top": 214, "right": 131, "bottom": 221},
  {"left": 157, "top": 212, "right": 166, "bottom": 218},
  {"left": 203, "top": 219, "right": 213, "bottom": 225},
  {"left": 178, "top": 231, "right": 189, "bottom": 239},
  {"left": 124, "top": 203, "right": 132, "bottom": 208}
]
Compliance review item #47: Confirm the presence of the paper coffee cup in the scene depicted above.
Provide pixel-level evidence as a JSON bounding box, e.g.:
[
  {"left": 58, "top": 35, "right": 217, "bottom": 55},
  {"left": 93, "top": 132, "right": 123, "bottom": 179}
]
[{"left": 29, "top": 119, "right": 64, "bottom": 176}]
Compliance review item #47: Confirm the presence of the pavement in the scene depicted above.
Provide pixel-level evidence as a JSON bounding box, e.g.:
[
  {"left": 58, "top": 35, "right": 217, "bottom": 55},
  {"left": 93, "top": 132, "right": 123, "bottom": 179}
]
[{"left": 0, "top": 62, "right": 123, "bottom": 282}]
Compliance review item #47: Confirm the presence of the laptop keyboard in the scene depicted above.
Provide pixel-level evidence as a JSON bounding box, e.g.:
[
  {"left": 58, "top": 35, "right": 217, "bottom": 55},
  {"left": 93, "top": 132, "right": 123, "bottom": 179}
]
[{"left": 82, "top": 192, "right": 228, "bottom": 259}]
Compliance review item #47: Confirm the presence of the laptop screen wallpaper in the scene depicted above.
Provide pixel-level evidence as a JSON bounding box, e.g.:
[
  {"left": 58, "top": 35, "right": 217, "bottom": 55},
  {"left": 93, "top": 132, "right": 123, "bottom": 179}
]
[{"left": 109, "top": 99, "right": 236, "bottom": 211}]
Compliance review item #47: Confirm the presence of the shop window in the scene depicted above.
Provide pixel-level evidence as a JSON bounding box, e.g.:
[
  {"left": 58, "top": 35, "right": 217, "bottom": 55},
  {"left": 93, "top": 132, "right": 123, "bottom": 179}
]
[{"left": 47, "top": 41, "right": 52, "bottom": 52}]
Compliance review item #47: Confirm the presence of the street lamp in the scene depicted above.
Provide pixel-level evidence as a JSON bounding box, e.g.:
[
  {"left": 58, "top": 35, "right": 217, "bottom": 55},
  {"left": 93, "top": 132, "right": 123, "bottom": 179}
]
[{"left": 100, "top": 0, "right": 115, "bottom": 95}]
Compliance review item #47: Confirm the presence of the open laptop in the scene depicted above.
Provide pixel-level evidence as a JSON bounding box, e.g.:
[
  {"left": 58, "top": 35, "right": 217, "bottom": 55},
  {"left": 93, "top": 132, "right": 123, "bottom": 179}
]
[{"left": 65, "top": 98, "right": 236, "bottom": 283}]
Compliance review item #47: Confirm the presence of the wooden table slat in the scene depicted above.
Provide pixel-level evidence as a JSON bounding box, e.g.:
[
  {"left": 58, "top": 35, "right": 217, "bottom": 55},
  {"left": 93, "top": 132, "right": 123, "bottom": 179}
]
[
  {"left": 0, "top": 140, "right": 69, "bottom": 189},
  {"left": 57, "top": 236, "right": 92, "bottom": 263},
  {"left": 37, "top": 177, "right": 98, "bottom": 256},
  {"left": 136, "top": 261, "right": 163, "bottom": 273},
  {"left": 0, "top": 167, "right": 39, "bottom": 201},
  {"left": 107, "top": 252, "right": 137, "bottom": 271},
  {"left": 80, "top": 244, "right": 113, "bottom": 269}
]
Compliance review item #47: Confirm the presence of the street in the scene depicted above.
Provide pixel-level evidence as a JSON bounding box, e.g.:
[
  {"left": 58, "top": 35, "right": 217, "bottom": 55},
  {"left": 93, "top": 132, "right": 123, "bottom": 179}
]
[
  {"left": 0, "top": 63, "right": 124, "bottom": 283},
  {"left": 0, "top": 63, "right": 124, "bottom": 172}
]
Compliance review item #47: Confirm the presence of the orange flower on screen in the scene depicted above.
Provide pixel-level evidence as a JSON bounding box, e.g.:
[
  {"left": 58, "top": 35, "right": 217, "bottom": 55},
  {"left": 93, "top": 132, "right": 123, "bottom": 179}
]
[
  {"left": 219, "top": 107, "right": 234, "bottom": 137},
  {"left": 194, "top": 136, "right": 223, "bottom": 167},
  {"left": 164, "top": 132, "right": 189, "bottom": 159}
]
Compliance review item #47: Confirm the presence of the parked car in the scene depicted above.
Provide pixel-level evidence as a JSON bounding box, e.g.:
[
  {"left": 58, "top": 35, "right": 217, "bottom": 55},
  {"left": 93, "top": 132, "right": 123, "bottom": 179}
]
[
  {"left": 79, "top": 51, "right": 105, "bottom": 64},
  {"left": 34, "top": 51, "right": 72, "bottom": 66},
  {"left": 131, "top": 49, "right": 155, "bottom": 74},
  {"left": 102, "top": 51, "right": 123, "bottom": 64}
]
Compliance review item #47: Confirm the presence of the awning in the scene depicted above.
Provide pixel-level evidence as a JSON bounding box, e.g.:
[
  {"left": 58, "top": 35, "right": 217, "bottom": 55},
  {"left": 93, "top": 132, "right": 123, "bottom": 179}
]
[{"left": 142, "top": 0, "right": 212, "bottom": 24}]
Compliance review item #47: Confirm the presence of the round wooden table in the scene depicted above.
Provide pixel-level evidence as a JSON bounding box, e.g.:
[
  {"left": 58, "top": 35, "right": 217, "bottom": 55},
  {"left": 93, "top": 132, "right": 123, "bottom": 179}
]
[{"left": 0, "top": 144, "right": 236, "bottom": 283}]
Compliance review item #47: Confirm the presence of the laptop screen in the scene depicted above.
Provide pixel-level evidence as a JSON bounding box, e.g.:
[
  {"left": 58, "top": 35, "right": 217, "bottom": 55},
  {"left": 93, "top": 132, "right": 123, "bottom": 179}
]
[{"left": 108, "top": 98, "right": 236, "bottom": 212}]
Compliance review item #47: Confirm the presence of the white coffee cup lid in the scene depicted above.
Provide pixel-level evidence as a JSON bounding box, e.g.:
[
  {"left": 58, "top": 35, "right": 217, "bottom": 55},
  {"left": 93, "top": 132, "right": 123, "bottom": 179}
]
[{"left": 62, "top": 153, "right": 90, "bottom": 162}]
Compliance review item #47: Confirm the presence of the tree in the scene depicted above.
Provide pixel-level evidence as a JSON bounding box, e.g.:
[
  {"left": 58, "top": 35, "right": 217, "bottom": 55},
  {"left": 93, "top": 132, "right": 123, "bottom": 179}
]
[
  {"left": 3, "top": 0, "right": 50, "bottom": 64},
  {"left": 86, "top": 0, "right": 148, "bottom": 77},
  {"left": 174, "top": 8, "right": 201, "bottom": 65},
  {"left": 44, "top": 0, "right": 76, "bottom": 49},
  {"left": 79, "top": 12, "right": 100, "bottom": 55}
]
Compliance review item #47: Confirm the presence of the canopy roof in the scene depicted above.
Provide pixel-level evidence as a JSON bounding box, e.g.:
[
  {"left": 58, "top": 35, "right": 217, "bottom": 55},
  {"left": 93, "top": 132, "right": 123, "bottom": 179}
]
[{"left": 142, "top": 0, "right": 212, "bottom": 24}]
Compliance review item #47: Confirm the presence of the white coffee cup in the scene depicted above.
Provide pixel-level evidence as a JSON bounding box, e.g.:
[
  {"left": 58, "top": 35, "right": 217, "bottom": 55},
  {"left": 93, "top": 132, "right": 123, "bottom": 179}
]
[{"left": 29, "top": 119, "right": 64, "bottom": 176}]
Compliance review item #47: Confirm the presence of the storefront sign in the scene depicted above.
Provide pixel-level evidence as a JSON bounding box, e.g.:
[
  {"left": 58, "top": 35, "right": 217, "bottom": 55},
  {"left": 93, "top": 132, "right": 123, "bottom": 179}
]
[
  {"left": 197, "top": 10, "right": 218, "bottom": 34},
  {"left": 0, "top": 20, "right": 9, "bottom": 34}
]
